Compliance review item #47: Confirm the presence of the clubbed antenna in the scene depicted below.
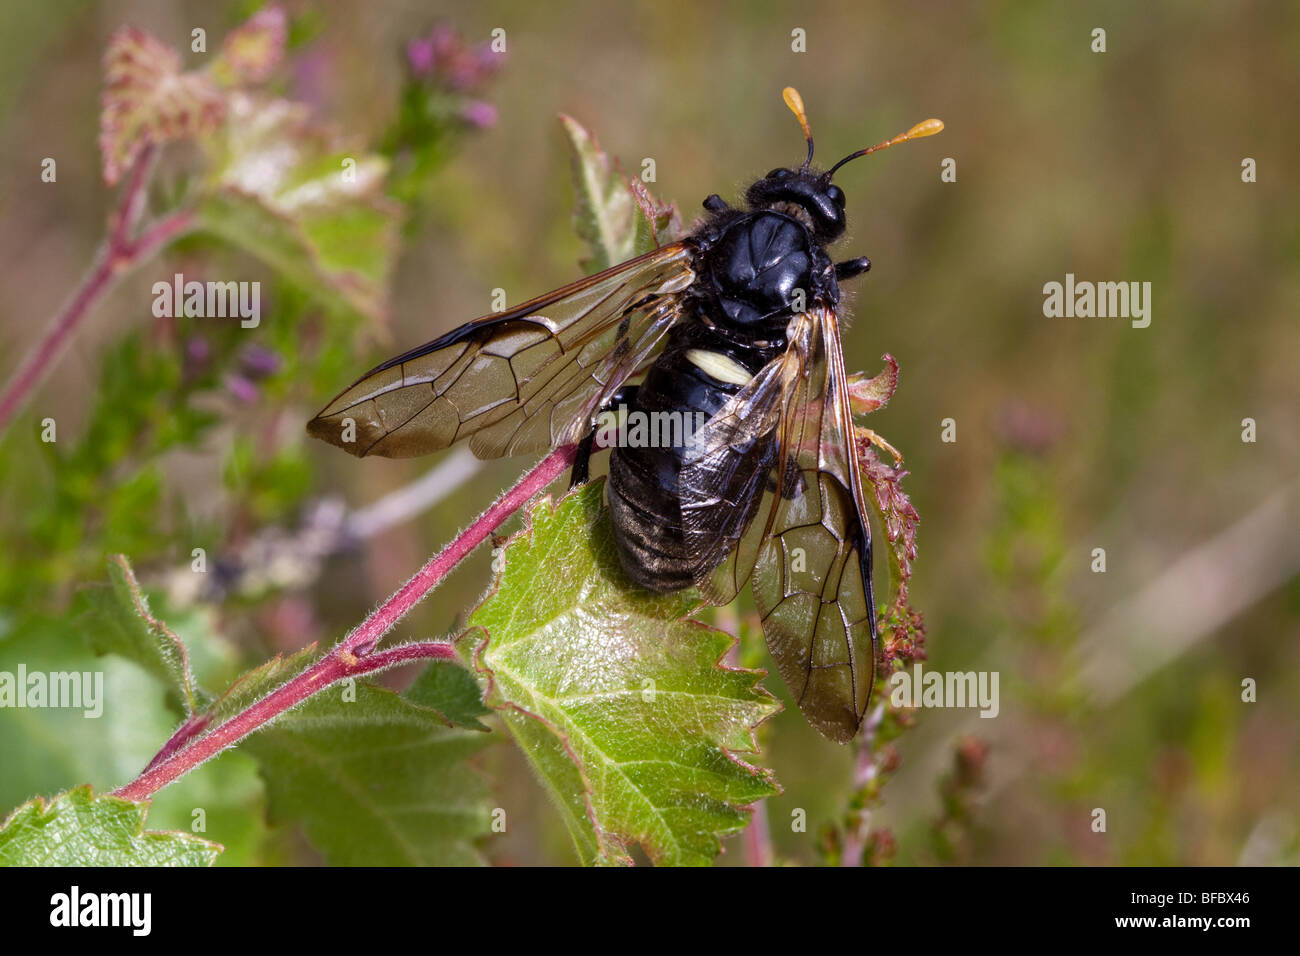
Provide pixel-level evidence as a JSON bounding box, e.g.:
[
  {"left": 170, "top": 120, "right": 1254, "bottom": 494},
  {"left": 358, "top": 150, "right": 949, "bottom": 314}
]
[
  {"left": 782, "top": 86, "right": 815, "bottom": 169},
  {"left": 828, "top": 118, "right": 945, "bottom": 177}
]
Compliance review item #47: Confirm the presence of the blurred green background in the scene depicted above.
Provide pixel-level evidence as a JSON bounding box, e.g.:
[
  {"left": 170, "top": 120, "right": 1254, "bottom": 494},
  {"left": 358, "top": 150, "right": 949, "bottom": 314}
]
[{"left": 0, "top": 0, "right": 1297, "bottom": 865}]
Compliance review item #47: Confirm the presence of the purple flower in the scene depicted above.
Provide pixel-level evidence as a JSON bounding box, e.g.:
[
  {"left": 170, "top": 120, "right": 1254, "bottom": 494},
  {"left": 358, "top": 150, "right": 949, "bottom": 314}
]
[
  {"left": 186, "top": 336, "right": 211, "bottom": 365},
  {"left": 405, "top": 23, "right": 503, "bottom": 93},
  {"left": 406, "top": 37, "right": 435, "bottom": 76},
  {"left": 475, "top": 44, "right": 505, "bottom": 75},
  {"left": 239, "top": 343, "right": 282, "bottom": 380},
  {"left": 430, "top": 24, "right": 458, "bottom": 61},
  {"left": 225, "top": 373, "right": 259, "bottom": 404},
  {"left": 459, "top": 99, "right": 497, "bottom": 129}
]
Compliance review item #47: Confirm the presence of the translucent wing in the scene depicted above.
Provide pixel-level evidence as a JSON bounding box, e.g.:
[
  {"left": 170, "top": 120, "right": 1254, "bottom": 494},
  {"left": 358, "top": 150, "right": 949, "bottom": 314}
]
[
  {"left": 750, "top": 305, "right": 878, "bottom": 742},
  {"left": 307, "top": 244, "right": 695, "bottom": 459},
  {"left": 679, "top": 305, "right": 878, "bottom": 742},
  {"left": 678, "top": 354, "right": 790, "bottom": 606}
]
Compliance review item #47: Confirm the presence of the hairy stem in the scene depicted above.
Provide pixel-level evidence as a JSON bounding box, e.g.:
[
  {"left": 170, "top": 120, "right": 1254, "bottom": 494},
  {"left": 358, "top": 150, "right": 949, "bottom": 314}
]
[
  {"left": 115, "top": 641, "right": 457, "bottom": 802},
  {"left": 0, "top": 148, "right": 196, "bottom": 435},
  {"left": 741, "top": 800, "right": 775, "bottom": 867},
  {"left": 114, "top": 444, "right": 578, "bottom": 801},
  {"left": 840, "top": 703, "right": 886, "bottom": 867},
  {"left": 338, "top": 444, "right": 577, "bottom": 657}
]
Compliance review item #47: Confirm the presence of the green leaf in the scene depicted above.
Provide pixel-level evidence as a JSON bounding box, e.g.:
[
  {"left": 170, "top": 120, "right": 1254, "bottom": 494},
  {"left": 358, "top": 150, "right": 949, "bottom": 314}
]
[
  {"left": 463, "top": 480, "right": 779, "bottom": 866},
  {"left": 561, "top": 115, "right": 678, "bottom": 273},
  {"left": 79, "top": 554, "right": 199, "bottom": 714},
  {"left": 201, "top": 645, "right": 319, "bottom": 730},
  {"left": 404, "top": 659, "right": 491, "bottom": 731},
  {"left": 629, "top": 177, "right": 682, "bottom": 252},
  {"left": 0, "top": 613, "right": 267, "bottom": 866},
  {"left": 0, "top": 786, "right": 220, "bottom": 866},
  {"left": 98, "top": 25, "right": 225, "bottom": 184},
  {"left": 196, "top": 94, "right": 401, "bottom": 321},
  {"left": 241, "top": 681, "right": 491, "bottom": 865}
]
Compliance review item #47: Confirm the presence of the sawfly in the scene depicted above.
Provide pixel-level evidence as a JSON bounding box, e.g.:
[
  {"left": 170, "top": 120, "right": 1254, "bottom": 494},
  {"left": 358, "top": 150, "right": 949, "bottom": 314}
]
[{"left": 308, "top": 88, "right": 942, "bottom": 741}]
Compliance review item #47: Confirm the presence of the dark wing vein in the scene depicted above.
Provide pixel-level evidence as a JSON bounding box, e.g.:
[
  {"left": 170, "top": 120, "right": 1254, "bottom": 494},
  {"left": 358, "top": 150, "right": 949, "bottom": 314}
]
[
  {"left": 748, "top": 306, "right": 878, "bottom": 743},
  {"left": 307, "top": 243, "right": 695, "bottom": 459},
  {"left": 678, "top": 352, "right": 790, "bottom": 606},
  {"left": 676, "top": 304, "right": 878, "bottom": 742}
]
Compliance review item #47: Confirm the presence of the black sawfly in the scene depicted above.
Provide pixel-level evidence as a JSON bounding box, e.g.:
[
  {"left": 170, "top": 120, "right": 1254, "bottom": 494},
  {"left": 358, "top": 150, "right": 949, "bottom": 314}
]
[{"left": 308, "top": 88, "right": 943, "bottom": 741}]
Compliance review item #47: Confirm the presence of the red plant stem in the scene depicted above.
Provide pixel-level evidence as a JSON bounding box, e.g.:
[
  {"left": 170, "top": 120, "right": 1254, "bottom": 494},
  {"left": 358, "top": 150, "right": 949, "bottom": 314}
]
[
  {"left": 114, "top": 444, "right": 577, "bottom": 802},
  {"left": 742, "top": 800, "right": 775, "bottom": 867},
  {"left": 841, "top": 703, "right": 885, "bottom": 867},
  {"left": 0, "top": 148, "right": 195, "bottom": 435},
  {"left": 130, "top": 208, "right": 197, "bottom": 258},
  {"left": 140, "top": 713, "right": 211, "bottom": 775},
  {"left": 115, "top": 641, "right": 457, "bottom": 802},
  {"left": 339, "top": 443, "right": 577, "bottom": 656},
  {"left": 109, "top": 144, "right": 157, "bottom": 246}
]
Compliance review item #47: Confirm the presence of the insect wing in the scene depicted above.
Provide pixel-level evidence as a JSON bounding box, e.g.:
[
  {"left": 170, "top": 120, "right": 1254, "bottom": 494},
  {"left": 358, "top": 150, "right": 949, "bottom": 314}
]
[
  {"left": 750, "top": 306, "right": 878, "bottom": 743},
  {"left": 307, "top": 244, "right": 695, "bottom": 459},
  {"left": 678, "top": 352, "right": 789, "bottom": 606}
]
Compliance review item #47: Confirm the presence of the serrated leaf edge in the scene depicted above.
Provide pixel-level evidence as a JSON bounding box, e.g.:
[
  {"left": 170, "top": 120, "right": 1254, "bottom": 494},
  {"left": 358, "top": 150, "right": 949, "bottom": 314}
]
[
  {"left": 0, "top": 785, "right": 223, "bottom": 865},
  {"left": 198, "top": 182, "right": 400, "bottom": 320},
  {"left": 107, "top": 553, "right": 199, "bottom": 714},
  {"left": 459, "top": 485, "right": 781, "bottom": 865}
]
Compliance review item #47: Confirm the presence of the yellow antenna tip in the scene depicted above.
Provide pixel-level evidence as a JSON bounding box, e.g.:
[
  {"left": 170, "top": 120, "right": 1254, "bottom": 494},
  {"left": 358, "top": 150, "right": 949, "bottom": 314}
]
[
  {"left": 781, "top": 87, "right": 814, "bottom": 165},
  {"left": 907, "top": 118, "right": 944, "bottom": 138},
  {"left": 782, "top": 86, "right": 806, "bottom": 117},
  {"left": 782, "top": 86, "right": 813, "bottom": 141}
]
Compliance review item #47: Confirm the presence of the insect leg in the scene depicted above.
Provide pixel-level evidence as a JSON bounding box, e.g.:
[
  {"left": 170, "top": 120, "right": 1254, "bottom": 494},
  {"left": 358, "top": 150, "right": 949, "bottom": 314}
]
[
  {"left": 569, "top": 386, "right": 641, "bottom": 488},
  {"left": 835, "top": 257, "right": 871, "bottom": 281},
  {"left": 570, "top": 433, "right": 597, "bottom": 488},
  {"left": 703, "top": 194, "right": 730, "bottom": 213},
  {"left": 859, "top": 426, "right": 904, "bottom": 466}
]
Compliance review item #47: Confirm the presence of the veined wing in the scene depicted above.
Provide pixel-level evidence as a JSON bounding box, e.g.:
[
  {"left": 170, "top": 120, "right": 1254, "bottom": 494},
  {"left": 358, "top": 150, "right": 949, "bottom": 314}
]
[
  {"left": 678, "top": 352, "right": 789, "bottom": 606},
  {"left": 680, "top": 305, "right": 878, "bottom": 742},
  {"left": 307, "top": 243, "right": 695, "bottom": 459},
  {"left": 751, "top": 305, "right": 878, "bottom": 742}
]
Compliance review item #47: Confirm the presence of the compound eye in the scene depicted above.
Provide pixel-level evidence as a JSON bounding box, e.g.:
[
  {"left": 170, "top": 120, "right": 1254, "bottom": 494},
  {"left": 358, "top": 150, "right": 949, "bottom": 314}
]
[
  {"left": 826, "top": 184, "right": 846, "bottom": 207},
  {"left": 766, "top": 167, "right": 793, "bottom": 180}
]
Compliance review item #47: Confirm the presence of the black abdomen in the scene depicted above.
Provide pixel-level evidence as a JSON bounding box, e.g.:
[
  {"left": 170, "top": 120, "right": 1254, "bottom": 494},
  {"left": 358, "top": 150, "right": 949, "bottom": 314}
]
[
  {"left": 607, "top": 326, "right": 774, "bottom": 591},
  {"left": 607, "top": 209, "right": 824, "bottom": 592}
]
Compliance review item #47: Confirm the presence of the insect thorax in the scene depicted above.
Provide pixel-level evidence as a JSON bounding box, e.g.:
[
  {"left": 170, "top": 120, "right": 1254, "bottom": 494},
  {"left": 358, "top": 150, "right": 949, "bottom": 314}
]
[{"left": 691, "top": 209, "right": 838, "bottom": 344}]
